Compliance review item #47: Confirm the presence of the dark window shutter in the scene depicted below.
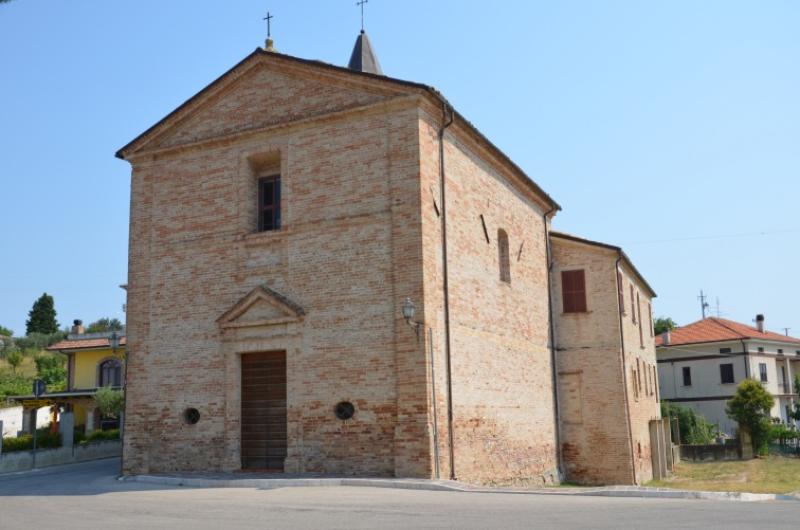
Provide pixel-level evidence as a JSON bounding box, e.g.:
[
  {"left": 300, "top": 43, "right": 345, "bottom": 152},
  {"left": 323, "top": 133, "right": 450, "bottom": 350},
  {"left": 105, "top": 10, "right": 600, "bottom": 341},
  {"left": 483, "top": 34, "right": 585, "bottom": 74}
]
[{"left": 562, "top": 270, "right": 587, "bottom": 313}]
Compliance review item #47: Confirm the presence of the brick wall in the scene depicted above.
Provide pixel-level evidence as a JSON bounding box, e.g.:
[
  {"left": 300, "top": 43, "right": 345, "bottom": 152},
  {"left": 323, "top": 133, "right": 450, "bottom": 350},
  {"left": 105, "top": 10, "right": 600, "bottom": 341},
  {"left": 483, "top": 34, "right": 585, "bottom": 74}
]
[
  {"left": 418, "top": 109, "right": 559, "bottom": 485},
  {"left": 551, "top": 236, "right": 659, "bottom": 485},
  {"left": 122, "top": 59, "right": 430, "bottom": 475}
]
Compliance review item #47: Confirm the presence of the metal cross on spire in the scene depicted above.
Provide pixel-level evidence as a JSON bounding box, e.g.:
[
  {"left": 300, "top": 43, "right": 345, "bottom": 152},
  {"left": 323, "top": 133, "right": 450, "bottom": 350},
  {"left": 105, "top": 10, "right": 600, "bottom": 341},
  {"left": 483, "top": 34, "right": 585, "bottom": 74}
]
[
  {"left": 356, "top": 0, "right": 368, "bottom": 31},
  {"left": 263, "top": 11, "right": 274, "bottom": 39}
]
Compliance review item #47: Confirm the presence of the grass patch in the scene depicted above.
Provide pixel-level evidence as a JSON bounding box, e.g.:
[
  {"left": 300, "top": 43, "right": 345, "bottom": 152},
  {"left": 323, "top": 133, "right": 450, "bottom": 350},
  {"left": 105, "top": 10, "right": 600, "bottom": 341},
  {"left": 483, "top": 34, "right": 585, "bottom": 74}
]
[{"left": 649, "top": 456, "right": 800, "bottom": 494}]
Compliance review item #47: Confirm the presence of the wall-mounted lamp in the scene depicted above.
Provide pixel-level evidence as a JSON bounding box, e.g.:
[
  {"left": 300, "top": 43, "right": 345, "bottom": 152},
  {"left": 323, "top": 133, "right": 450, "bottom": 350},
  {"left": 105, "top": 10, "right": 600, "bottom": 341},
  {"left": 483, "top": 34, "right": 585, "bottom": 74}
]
[{"left": 402, "top": 297, "right": 421, "bottom": 340}]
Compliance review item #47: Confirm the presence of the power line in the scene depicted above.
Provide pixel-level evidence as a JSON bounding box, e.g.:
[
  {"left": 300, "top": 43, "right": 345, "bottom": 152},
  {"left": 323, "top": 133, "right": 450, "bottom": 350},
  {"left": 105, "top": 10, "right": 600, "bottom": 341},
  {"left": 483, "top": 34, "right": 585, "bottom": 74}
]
[{"left": 625, "top": 228, "right": 800, "bottom": 246}]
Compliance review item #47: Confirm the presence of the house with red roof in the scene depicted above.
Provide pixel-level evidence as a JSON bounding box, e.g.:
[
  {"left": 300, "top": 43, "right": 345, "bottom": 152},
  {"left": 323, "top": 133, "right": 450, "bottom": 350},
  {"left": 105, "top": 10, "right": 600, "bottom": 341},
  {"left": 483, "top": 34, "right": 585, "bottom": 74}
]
[{"left": 656, "top": 315, "right": 800, "bottom": 435}]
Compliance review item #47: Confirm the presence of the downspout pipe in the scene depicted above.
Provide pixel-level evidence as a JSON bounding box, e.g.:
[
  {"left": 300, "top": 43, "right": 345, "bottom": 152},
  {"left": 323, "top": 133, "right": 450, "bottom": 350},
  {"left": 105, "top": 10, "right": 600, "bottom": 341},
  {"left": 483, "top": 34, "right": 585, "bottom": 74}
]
[
  {"left": 438, "top": 101, "right": 456, "bottom": 480},
  {"left": 741, "top": 339, "right": 749, "bottom": 379},
  {"left": 543, "top": 207, "right": 563, "bottom": 480},
  {"left": 615, "top": 255, "right": 638, "bottom": 485}
]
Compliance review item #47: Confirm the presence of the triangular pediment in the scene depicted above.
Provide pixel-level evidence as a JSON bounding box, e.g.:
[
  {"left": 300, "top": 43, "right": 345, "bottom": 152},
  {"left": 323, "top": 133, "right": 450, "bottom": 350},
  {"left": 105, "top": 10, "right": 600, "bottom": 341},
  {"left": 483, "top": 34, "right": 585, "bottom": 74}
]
[
  {"left": 217, "top": 285, "right": 304, "bottom": 329},
  {"left": 118, "top": 50, "right": 415, "bottom": 157}
]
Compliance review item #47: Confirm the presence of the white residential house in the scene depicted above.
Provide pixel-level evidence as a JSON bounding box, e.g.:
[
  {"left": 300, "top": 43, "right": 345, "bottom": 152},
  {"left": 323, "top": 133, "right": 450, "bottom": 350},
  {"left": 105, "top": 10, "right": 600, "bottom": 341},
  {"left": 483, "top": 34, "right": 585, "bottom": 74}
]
[{"left": 656, "top": 315, "right": 800, "bottom": 436}]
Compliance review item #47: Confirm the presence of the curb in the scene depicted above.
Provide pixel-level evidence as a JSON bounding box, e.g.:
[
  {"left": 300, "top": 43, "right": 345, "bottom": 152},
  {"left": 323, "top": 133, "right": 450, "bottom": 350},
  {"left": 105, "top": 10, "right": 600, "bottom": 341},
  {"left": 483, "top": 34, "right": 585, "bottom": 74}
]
[{"left": 123, "top": 474, "right": 797, "bottom": 502}]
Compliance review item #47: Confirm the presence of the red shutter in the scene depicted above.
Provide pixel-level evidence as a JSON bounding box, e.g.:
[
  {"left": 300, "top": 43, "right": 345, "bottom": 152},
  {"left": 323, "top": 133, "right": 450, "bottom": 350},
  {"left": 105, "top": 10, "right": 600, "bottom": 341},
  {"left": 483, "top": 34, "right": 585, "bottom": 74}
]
[{"left": 561, "top": 270, "right": 587, "bottom": 313}]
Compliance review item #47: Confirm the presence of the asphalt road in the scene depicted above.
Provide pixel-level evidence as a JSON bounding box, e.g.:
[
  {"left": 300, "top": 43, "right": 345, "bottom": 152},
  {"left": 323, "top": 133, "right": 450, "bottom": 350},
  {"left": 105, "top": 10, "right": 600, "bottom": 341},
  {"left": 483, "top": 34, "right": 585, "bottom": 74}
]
[{"left": 0, "top": 458, "right": 796, "bottom": 530}]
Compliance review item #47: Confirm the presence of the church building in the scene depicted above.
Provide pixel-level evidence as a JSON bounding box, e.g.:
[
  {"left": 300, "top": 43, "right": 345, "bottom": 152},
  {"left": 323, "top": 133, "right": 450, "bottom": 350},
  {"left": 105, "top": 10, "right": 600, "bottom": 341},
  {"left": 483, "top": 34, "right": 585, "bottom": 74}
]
[{"left": 117, "top": 28, "right": 661, "bottom": 485}]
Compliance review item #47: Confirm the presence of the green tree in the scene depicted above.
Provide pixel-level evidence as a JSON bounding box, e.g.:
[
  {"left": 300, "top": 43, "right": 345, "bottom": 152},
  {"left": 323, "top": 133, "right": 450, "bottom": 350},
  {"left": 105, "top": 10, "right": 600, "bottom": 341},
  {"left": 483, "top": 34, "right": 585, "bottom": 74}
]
[
  {"left": 94, "top": 387, "right": 125, "bottom": 418},
  {"left": 726, "top": 379, "right": 775, "bottom": 453},
  {"left": 26, "top": 293, "right": 59, "bottom": 335},
  {"left": 661, "top": 402, "right": 718, "bottom": 444},
  {"left": 653, "top": 317, "right": 678, "bottom": 336},
  {"left": 5, "top": 349, "right": 23, "bottom": 374},
  {"left": 0, "top": 326, "right": 12, "bottom": 337},
  {"left": 85, "top": 318, "right": 124, "bottom": 333},
  {"left": 34, "top": 354, "right": 66, "bottom": 389}
]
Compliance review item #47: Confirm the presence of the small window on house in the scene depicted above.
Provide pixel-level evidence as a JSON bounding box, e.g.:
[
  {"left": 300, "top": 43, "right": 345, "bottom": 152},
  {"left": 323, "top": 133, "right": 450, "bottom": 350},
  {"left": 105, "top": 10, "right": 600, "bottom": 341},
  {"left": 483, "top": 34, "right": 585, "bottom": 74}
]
[
  {"left": 99, "top": 359, "right": 122, "bottom": 387},
  {"left": 759, "top": 363, "right": 768, "bottom": 382},
  {"left": 630, "top": 285, "right": 636, "bottom": 323},
  {"left": 777, "top": 349, "right": 784, "bottom": 354},
  {"left": 720, "top": 363, "right": 734, "bottom": 384},
  {"left": 561, "top": 270, "right": 587, "bottom": 313},
  {"left": 632, "top": 367, "right": 639, "bottom": 399},
  {"left": 758, "top": 347, "right": 765, "bottom": 353},
  {"left": 648, "top": 303, "right": 654, "bottom": 337},
  {"left": 719, "top": 347, "right": 732, "bottom": 354},
  {"left": 682, "top": 366, "right": 692, "bottom": 386},
  {"left": 258, "top": 175, "right": 281, "bottom": 231},
  {"left": 617, "top": 271, "right": 625, "bottom": 314},
  {"left": 498, "top": 229, "right": 511, "bottom": 283}
]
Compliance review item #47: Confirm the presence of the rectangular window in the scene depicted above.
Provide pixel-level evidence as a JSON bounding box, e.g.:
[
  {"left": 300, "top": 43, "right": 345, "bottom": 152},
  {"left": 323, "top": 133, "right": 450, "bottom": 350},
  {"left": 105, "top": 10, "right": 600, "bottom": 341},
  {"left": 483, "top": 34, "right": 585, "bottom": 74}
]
[
  {"left": 682, "top": 366, "right": 692, "bottom": 386},
  {"left": 759, "top": 363, "right": 768, "bottom": 382},
  {"left": 648, "top": 303, "right": 654, "bottom": 337},
  {"left": 632, "top": 367, "right": 639, "bottom": 399},
  {"left": 561, "top": 270, "right": 587, "bottom": 313},
  {"left": 719, "top": 347, "right": 732, "bottom": 354},
  {"left": 617, "top": 270, "right": 625, "bottom": 314},
  {"left": 258, "top": 175, "right": 281, "bottom": 231},
  {"left": 720, "top": 363, "right": 734, "bottom": 384},
  {"left": 758, "top": 347, "right": 764, "bottom": 353},
  {"left": 777, "top": 349, "right": 784, "bottom": 354},
  {"left": 630, "top": 285, "right": 636, "bottom": 323}
]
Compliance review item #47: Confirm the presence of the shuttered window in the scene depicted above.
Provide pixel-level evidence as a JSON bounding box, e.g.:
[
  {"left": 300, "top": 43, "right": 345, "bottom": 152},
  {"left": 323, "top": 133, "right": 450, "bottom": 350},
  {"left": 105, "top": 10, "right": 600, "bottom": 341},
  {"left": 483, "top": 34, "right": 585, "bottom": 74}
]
[
  {"left": 561, "top": 270, "right": 587, "bottom": 313},
  {"left": 617, "top": 270, "right": 625, "bottom": 314},
  {"left": 630, "top": 285, "right": 636, "bottom": 323},
  {"left": 720, "top": 363, "right": 735, "bottom": 384}
]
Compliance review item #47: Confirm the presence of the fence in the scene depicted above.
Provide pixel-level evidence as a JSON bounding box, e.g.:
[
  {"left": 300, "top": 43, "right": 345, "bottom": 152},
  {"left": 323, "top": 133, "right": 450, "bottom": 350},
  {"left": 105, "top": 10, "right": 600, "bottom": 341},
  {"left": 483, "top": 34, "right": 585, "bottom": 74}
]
[{"left": 0, "top": 412, "right": 121, "bottom": 474}]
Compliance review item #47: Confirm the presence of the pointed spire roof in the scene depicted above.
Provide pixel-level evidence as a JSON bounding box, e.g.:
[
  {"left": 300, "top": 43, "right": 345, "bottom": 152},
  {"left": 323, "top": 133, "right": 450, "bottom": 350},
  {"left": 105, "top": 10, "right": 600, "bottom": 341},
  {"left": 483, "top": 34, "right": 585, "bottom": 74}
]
[{"left": 348, "top": 30, "right": 383, "bottom": 75}]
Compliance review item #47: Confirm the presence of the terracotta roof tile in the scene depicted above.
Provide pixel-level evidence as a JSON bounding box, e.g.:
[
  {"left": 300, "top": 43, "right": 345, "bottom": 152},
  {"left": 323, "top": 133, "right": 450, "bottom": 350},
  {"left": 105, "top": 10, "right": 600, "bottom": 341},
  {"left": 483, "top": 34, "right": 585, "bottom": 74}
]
[
  {"left": 47, "top": 336, "right": 127, "bottom": 351},
  {"left": 656, "top": 318, "right": 800, "bottom": 347}
]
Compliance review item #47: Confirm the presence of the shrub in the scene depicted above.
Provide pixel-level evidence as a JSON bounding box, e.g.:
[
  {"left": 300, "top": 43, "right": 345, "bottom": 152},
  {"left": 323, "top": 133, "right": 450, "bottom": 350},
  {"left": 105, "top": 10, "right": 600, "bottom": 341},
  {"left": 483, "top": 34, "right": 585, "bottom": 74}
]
[
  {"left": 80, "top": 428, "right": 120, "bottom": 445},
  {"left": 727, "top": 379, "right": 775, "bottom": 454},
  {"left": 0, "top": 370, "right": 31, "bottom": 401},
  {"left": 769, "top": 424, "right": 799, "bottom": 445},
  {"left": 661, "top": 402, "right": 719, "bottom": 444},
  {"left": 1, "top": 427, "right": 61, "bottom": 453}
]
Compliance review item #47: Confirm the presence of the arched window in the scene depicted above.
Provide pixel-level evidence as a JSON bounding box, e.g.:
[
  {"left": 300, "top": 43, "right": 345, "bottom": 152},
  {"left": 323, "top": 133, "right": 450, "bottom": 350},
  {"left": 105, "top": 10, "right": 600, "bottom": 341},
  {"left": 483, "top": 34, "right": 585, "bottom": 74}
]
[
  {"left": 498, "top": 229, "right": 511, "bottom": 283},
  {"left": 98, "top": 359, "right": 122, "bottom": 388}
]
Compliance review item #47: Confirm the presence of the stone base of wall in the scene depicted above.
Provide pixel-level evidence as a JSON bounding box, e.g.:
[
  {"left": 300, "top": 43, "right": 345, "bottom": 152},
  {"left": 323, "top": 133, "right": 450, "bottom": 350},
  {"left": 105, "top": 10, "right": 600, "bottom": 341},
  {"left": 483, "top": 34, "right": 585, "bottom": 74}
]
[
  {"left": 679, "top": 443, "right": 742, "bottom": 462},
  {"left": 0, "top": 440, "right": 121, "bottom": 474}
]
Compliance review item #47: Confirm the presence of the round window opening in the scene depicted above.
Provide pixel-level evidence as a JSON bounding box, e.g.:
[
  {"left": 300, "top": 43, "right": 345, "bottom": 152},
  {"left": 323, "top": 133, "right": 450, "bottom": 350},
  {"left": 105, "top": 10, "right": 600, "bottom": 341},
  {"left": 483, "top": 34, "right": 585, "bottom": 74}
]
[
  {"left": 334, "top": 401, "right": 355, "bottom": 421},
  {"left": 184, "top": 407, "right": 201, "bottom": 425}
]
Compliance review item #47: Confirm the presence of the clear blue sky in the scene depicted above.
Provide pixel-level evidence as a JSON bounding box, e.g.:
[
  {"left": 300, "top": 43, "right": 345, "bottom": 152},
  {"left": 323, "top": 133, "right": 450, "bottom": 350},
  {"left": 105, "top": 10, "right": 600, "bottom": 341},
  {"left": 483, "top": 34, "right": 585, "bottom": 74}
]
[{"left": 1, "top": 1, "right": 798, "bottom": 337}]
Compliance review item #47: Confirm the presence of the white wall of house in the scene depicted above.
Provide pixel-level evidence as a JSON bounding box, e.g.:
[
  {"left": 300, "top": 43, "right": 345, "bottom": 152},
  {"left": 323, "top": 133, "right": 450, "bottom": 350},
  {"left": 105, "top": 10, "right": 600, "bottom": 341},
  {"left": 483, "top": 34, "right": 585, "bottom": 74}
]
[{"left": 0, "top": 406, "right": 52, "bottom": 437}]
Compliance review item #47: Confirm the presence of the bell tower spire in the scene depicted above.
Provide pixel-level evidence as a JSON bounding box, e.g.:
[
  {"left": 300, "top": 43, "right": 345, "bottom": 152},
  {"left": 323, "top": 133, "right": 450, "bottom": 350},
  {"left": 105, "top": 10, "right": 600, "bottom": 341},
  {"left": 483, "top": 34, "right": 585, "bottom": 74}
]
[{"left": 348, "top": 1, "right": 383, "bottom": 75}]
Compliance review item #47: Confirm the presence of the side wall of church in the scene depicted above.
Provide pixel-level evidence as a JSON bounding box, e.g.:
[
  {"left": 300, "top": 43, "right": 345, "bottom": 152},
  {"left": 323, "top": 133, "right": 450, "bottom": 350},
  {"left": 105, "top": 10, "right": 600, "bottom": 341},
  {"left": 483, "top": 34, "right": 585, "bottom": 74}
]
[{"left": 418, "top": 109, "right": 559, "bottom": 485}]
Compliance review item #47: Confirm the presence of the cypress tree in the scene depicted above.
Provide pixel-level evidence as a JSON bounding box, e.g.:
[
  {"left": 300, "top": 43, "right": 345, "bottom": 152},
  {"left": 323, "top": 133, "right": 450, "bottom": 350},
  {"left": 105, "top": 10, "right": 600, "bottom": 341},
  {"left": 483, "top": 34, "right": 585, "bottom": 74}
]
[{"left": 26, "top": 292, "right": 59, "bottom": 335}]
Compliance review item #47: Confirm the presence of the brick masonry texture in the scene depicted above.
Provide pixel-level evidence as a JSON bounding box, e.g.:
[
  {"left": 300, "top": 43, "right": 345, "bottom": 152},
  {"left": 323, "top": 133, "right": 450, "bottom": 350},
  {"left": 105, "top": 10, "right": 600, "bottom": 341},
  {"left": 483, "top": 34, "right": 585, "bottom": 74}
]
[
  {"left": 551, "top": 236, "right": 660, "bottom": 485},
  {"left": 120, "top": 50, "right": 656, "bottom": 486}
]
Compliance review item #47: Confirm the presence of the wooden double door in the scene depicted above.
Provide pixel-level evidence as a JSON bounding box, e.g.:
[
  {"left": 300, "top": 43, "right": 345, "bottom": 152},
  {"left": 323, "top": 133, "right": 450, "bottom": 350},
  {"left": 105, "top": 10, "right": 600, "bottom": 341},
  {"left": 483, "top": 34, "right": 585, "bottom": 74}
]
[{"left": 241, "top": 351, "right": 287, "bottom": 471}]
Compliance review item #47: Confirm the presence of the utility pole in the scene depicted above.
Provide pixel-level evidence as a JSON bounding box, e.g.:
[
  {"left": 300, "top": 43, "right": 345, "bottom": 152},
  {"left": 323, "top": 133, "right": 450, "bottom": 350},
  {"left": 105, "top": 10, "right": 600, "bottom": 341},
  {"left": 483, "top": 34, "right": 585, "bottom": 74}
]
[
  {"left": 783, "top": 327, "right": 791, "bottom": 337},
  {"left": 698, "top": 290, "right": 710, "bottom": 319}
]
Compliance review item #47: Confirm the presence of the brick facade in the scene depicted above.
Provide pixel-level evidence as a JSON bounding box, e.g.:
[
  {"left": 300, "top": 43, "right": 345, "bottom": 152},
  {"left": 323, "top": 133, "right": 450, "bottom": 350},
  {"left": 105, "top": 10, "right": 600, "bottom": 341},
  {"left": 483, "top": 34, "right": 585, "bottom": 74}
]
[
  {"left": 551, "top": 234, "right": 660, "bottom": 485},
  {"left": 119, "top": 47, "right": 655, "bottom": 485}
]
